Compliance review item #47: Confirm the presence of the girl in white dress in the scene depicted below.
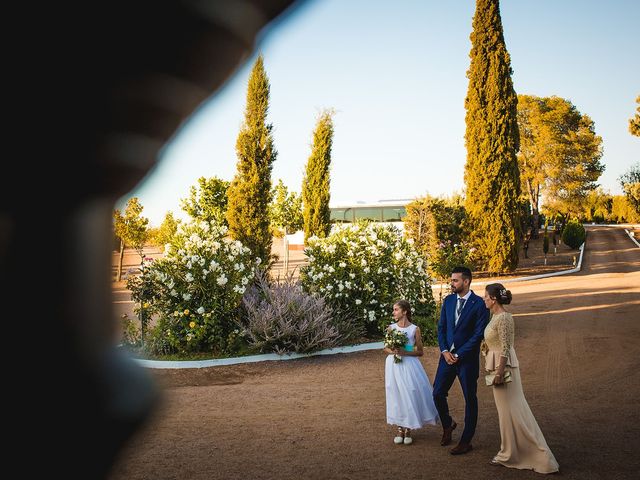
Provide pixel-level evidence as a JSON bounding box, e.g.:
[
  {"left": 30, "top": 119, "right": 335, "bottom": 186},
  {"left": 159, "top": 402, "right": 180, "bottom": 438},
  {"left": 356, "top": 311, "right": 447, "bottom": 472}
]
[{"left": 384, "top": 300, "right": 439, "bottom": 445}]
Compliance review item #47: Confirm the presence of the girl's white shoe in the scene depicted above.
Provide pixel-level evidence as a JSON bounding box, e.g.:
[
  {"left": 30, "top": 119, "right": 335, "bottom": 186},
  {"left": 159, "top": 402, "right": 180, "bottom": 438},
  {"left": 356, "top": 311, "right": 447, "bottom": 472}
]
[
  {"left": 403, "top": 428, "right": 413, "bottom": 445},
  {"left": 394, "top": 427, "right": 404, "bottom": 444}
]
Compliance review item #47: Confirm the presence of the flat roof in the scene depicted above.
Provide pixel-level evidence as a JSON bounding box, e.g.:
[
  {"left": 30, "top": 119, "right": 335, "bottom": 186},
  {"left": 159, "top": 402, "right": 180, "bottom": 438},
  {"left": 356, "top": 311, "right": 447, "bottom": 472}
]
[{"left": 329, "top": 199, "right": 413, "bottom": 208}]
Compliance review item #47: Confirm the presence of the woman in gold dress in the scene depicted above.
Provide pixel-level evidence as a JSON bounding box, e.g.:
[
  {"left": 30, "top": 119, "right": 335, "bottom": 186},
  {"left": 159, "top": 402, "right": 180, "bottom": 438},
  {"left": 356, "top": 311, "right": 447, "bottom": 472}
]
[{"left": 483, "top": 283, "right": 559, "bottom": 474}]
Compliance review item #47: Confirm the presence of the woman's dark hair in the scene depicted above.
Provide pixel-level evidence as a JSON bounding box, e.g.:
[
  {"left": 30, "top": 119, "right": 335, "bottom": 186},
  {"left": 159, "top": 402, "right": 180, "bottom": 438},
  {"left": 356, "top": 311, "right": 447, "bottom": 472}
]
[
  {"left": 394, "top": 300, "right": 413, "bottom": 322},
  {"left": 486, "top": 283, "right": 512, "bottom": 305}
]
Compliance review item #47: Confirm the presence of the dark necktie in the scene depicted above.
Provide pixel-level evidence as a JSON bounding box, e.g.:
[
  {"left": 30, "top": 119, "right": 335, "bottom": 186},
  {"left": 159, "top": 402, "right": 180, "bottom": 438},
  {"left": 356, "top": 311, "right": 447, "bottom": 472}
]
[{"left": 457, "top": 297, "right": 466, "bottom": 318}]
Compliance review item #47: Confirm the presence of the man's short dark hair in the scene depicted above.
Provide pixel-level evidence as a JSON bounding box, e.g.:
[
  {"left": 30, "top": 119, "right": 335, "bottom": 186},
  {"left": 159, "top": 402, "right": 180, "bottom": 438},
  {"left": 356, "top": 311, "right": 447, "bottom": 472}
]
[{"left": 451, "top": 266, "right": 472, "bottom": 282}]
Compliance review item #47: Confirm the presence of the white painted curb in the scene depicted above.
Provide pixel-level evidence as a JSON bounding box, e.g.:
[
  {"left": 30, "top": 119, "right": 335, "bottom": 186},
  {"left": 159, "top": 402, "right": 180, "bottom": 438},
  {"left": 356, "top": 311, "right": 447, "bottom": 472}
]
[
  {"left": 624, "top": 229, "right": 640, "bottom": 248},
  {"left": 584, "top": 223, "right": 639, "bottom": 228},
  {"left": 475, "top": 241, "right": 585, "bottom": 285},
  {"left": 431, "top": 241, "right": 585, "bottom": 289},
  {"left": 135, "top": 341, "right": 384, "bottom": 369}
]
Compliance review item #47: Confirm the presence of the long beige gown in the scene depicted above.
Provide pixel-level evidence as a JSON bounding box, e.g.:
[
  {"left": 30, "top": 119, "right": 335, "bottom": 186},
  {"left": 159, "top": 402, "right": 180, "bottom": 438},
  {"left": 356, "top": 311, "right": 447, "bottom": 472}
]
[{"left": 484, "top": 311, "right": 559, "bottom": 474}]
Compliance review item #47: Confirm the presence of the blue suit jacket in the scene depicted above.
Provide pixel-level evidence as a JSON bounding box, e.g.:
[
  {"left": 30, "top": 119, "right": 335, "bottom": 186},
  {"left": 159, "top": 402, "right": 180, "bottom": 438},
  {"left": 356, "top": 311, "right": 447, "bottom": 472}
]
[{"left": 437, "top": 291, "right": 489, "bottom": 363}]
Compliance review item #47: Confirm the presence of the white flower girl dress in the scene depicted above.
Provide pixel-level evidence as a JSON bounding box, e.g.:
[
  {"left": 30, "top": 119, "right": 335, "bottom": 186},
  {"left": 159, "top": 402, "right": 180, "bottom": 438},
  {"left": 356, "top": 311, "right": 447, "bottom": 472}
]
[{"left": 385, "top": 322, "right": 439, "bottom": 429}]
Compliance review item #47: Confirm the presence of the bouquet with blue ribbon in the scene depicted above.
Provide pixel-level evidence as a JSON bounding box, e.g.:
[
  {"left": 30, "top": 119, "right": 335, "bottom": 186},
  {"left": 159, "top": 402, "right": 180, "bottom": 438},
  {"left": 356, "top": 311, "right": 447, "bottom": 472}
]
[{"left": 384, "top": 329, "right": 408, "bottom": 363}]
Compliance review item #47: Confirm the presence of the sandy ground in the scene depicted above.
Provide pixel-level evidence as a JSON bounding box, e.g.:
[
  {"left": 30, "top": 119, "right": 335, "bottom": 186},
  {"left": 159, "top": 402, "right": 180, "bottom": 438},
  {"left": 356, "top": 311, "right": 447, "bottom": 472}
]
[{"left": 108, "top": 227, "right": 640, "bottom": 480}]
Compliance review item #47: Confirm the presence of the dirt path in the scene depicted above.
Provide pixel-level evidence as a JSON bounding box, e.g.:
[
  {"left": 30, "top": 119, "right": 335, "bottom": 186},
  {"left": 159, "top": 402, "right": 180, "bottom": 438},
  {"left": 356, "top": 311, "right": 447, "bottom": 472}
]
[{"left": 109, "top": 227, "right": 640, "bottom": 480}]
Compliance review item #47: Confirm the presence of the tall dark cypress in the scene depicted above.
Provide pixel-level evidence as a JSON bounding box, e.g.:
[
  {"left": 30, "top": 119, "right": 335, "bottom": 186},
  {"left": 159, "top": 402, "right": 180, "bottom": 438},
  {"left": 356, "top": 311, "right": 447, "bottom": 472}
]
[
  {"left": 464, "top": 0, "right": 521, "bottom": 273},
  {"left": 302, "top": 110, "right": 334, "bottom": 242},
  {"left": 226, "top": 55, "right": 276, "bottom": 264}
]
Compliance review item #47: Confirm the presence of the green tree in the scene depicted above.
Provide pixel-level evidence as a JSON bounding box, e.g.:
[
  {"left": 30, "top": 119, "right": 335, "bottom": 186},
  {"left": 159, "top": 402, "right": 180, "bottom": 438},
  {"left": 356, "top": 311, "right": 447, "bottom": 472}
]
[
  {"left": 404, "top": 196, "right": 435, "bottom": 259},
  {"left": 404, "top": 195, "right": 469, "bottom": 280},
  {"left": 619, "top": 162, "right": 640, "bottom": 215},
  {"left": 302, "top": 109, "right": 335, "bottom": 242},
  {"left": 518, "top": 198, "right": 533, "bottom": 238},
  {"left": 535, "top": 105, "right": 604, "bottom": 218},
  {"left": 464, "top": 0, "right": 521, "bottom": 273},
  {"left": 270, "top": 179, "right": 303, "bottom": 234},
  {"left": 518, "top": 95, "right": 604, "bottom": 230},
  {"left": 583, "top": 188, "right": 612, "bottom": 223},
  {"left": 181, "top": 176, "right": 230, "bottom": 225},
  {"left": 630, "top": 95, "right": 640, "bottom": 137},
  {"left": 226, "top": 55, "right": 277, "bottom": 265},
  {"left": 542, "top": 221, "right": 549, "bottom": 264},
  {"left": 516, "top": 95, "right": 549, "bottom": 236},
  {"left": 154, "top": 211, "right": 180, "bottom": 247},
  {"left": 611, "top": 195, "right": 640, "bottom": 223},
  {"left": 113, "top": 197, "right": 149, "bottom": 281}
]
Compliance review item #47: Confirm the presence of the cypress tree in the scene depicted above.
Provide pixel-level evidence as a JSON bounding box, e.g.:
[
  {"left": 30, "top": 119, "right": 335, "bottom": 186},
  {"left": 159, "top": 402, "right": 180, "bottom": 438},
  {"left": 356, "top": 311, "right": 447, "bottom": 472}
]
[
  {"left": 226, "top": 55, "right": 276, "bottom": 264},
  {"left": 302, "top": 109, "right": 334, "bottom": 242},
  {"left": 464, "top": 0, "right": 521, "bottom": 273}
]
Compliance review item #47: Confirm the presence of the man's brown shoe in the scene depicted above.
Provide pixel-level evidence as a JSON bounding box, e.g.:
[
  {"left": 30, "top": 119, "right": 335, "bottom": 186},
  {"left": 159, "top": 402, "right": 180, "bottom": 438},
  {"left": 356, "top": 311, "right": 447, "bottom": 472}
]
[
  {"left": 440, "top": 421, "right": 457, "bottom": 446},
  {"left": 450, "top": 442, "right": 473, "bottom": 455}
]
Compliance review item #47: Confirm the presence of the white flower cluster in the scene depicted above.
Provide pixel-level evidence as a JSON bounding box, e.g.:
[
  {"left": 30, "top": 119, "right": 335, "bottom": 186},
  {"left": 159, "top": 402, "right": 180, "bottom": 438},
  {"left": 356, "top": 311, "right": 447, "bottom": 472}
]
[
  {"left": 137, "top": 219, "right": 259, "bottom": 350},
  {"left": 164, "top": 221, "right": 255, "bottom": 297},
  {"left": 301, "top": 223, "right": 432, "bottom": 332}
]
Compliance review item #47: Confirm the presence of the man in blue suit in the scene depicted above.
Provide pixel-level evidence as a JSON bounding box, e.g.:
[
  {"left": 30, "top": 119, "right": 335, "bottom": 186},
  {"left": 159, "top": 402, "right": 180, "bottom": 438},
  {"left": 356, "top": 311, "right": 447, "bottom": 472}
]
[{"left": 433, "top": 266, "right": 489, "bottom": 455}]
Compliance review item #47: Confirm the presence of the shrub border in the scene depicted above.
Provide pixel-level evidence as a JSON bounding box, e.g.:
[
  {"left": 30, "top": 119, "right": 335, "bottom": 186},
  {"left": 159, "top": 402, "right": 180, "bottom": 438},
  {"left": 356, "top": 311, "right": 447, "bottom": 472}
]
[
  {"left": 137, "top": 224, "right": 640, "bottom": 369},
  {"left": 135, "top": 241, "right": 585, "bottom": 370}
]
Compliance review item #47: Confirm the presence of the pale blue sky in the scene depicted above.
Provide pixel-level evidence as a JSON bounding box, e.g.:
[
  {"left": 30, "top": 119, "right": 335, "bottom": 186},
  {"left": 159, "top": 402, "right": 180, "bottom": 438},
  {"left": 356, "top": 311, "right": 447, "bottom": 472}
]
[{"left": 128, "top": 0, "right": 640, "bottom": 225}]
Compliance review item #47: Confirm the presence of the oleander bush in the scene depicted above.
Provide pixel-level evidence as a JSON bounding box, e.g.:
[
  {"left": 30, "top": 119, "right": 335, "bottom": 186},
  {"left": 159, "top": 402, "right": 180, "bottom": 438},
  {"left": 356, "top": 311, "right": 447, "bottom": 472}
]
[
  {"left": 128, "top": 220, "right": 259, "bottom": 355},
  {"left": 301, "top": 222, "right": 437, "bottom": 336}
]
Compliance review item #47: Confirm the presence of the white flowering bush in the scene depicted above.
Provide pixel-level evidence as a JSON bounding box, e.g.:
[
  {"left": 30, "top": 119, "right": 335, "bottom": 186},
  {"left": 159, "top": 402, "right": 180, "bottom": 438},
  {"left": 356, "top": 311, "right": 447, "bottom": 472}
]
[
  {"left": 129, "top": 220, "right": 259, "bottom": 355},
  {"left": 301, "top": 223, "right": 436, "bottom": 335}
]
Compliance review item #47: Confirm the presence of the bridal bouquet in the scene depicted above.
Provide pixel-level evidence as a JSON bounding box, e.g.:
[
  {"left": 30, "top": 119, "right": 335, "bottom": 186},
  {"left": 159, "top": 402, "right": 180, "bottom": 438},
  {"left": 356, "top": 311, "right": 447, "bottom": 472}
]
[{"left": 384, "top": 329, "right": 408, "bottom": 363}]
